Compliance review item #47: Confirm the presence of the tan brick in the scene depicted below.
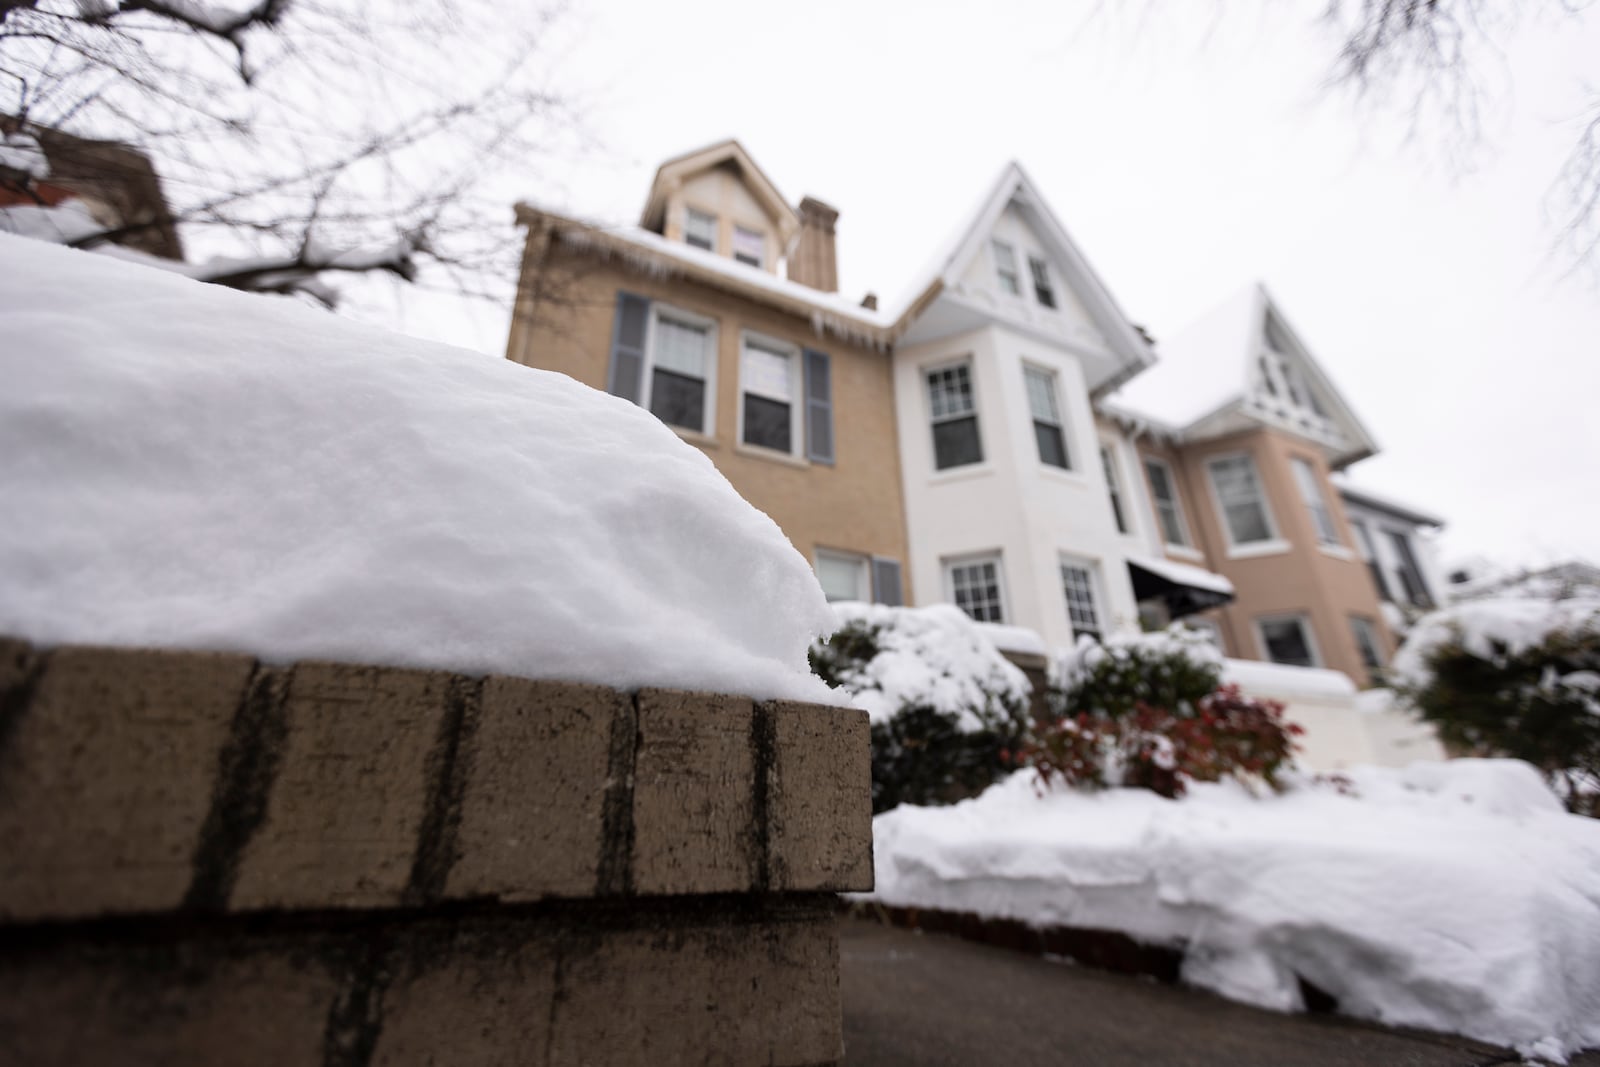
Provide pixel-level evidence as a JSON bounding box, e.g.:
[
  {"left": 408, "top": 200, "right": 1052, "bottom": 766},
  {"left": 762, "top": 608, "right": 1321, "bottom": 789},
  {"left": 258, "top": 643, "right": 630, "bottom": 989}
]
[
  {"left": 0, "top": 646, "right": 254, "bottom": 920},
  {"left": 548, "top": 917, "right": 842, "bottom": 1067},
  {"left": 447, "top": 677, "right": 621, "bottom": 902},
  {"left": 0, "top": 944, "right": 338, "bottom": 1067},
  {"left": 373, "top": 932, "right": 557, "bottom": 1067},
  {"left": 767, "top": 701, "right": 874, "bottom": 893},
  {"left": 631, "top": 688, "right": 757, "bottom": 896},
  {"left": 231, "top": 662, "right": 454, "bottom": 910}
]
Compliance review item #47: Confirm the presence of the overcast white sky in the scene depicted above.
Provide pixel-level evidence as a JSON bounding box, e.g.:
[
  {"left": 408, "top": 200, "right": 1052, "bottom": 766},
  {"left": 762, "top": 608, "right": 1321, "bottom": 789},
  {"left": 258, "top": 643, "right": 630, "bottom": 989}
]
[{"left": 384, "top": 0, "right": 1600, "bottom": 572}]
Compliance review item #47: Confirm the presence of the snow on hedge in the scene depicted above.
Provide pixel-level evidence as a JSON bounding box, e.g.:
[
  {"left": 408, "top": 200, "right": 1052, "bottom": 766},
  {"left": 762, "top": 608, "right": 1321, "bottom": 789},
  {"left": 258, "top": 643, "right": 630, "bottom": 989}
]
[
  {"left": 1058, "top": 625, "right": 1223, "bottom": 693},
  {"left": 1392, "top": 597, "right": 1600, "bottom": 689},
  {"left": 820, "top": 602, "right": 1030, "bottom": 727},
  {"left": 0, "top": 235, "right": 839, "bottom": 704},
  {"left": 867, "top": 761, "right": 1600, "bottom": 1061}
]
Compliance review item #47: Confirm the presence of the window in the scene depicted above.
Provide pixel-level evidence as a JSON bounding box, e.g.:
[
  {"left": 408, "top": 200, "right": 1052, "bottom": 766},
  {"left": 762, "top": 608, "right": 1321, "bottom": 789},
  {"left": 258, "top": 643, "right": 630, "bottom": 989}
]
[
  {"left": 1028, "top": 256, "right": 1056, "bottom": 308},
  {"left": 1258, "top": 615, "right": 1317, "bottom": 668},
  {"left": 927, "top": 362, "right": 983, "bottom": 470},
  {"left": 947, "top": 556, "right": 1005, "bottom": 623},
  {"left": 1351, "top": 520, "right": 1392, "bottom": 601},
  {"left": 740, "top": 336, "right": 798, "bottom": 452},
  {"left": 1143, "top": 459, "right": 1189, "bottom": 547},
  {"left": 685, "top": 208, "right": 716, "bottom": 251},
  {"left": 1101, "top": 445, "right": 1128, "bottom": 534},
  {"left": 1023, "top": 366, "right": 1069, "bottom": 469},
  {"left": 646, "top": 313, "right": 714, "bottom": 433},
  {"left": 1386, "top": 530, "right": 1433, "bottom": 608},
  {"left": 1060, "top": 560, "right": 1102, "bottom": 643},
  {"left": 1208, "top": 455, "right": 1275, "bottom": 545},
  {"left": 816, "top": 550, "right": 870, "bottom": 603},
  {"left": 816, "top": 550, "right": 904, "bottom": 606},
  {"left": 732, "top": 225, "right": 764, "bottom": 267},
  {"left": 1291, "top": 457, "right": 1341, "bottom": 546},
  {"left": 992, "top": 240, "right": 1021, "bottom": 295},
  {"left": 1350, "top": 616, "right": 1384, "bottom": 672}
]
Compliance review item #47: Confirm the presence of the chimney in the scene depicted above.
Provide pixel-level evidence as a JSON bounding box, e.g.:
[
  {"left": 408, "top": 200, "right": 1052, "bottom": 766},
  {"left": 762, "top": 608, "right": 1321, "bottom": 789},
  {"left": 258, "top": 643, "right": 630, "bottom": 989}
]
[{"left": 788, "top": 195, "right": 839, "bottom": 293}]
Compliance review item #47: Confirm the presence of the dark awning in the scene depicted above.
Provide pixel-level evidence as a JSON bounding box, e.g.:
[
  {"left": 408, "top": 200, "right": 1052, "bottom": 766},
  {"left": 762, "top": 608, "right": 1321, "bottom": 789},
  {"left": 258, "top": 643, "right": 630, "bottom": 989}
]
[{"left": 1127, "top": 555, "right": 1235, "bottom": 620}]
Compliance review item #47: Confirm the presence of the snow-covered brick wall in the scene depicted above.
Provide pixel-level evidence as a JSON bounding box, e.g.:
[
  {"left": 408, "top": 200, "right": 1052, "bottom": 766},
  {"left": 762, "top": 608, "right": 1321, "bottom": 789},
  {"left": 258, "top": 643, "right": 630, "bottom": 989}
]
[
  {"left": 866, "top": 761, "right": 1600, "bottom": 1061},
  {"left": 0, "top": 236, "right": 839, "bottom": 705},
  {"left": 817, "top": 603, "right": 1030, "bottom": 728}
]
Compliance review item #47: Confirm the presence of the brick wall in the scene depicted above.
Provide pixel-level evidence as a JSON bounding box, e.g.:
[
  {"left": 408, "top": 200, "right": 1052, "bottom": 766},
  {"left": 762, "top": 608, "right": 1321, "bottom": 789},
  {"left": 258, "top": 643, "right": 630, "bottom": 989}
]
[{"left": 0, "top": 638, "right": 870, "bottom": 1066}]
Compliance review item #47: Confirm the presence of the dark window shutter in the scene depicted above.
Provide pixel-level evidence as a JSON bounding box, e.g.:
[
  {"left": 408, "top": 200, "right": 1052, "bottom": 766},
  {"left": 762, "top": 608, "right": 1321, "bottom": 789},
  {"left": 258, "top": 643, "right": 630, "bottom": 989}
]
[
  {"left": 871, "top": 557, "right": 903, "bottom": 607},
  {"left": 607, "top": 292, "right": 650, "bottom": 404},
  {"left": 803, "top": 348, "right": 834, "bottom": 465}
]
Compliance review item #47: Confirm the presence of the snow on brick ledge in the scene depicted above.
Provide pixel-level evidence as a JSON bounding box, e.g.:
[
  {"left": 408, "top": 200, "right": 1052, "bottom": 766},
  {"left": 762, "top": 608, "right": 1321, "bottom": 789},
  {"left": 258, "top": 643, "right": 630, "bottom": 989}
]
[{"left": 0, "top": 235, "right": 837, "bottom": 705}]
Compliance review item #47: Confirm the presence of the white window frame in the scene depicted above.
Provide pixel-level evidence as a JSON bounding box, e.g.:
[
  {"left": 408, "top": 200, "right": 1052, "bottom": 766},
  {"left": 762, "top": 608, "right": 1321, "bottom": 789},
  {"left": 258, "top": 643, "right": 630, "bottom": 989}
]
[
  {"left": 1142, "top": 457, "right": 1191, "bottom": 548},
  {"left": 684, "top": 206, "right": 717, "bottom": 252},
  {"left": 1205, "top": 452, "right": 1285, "bottom": 556},
  {"left": 991, "top": 239, "right": 1022, "bottom": 296},
  {"left": 924, "top": 357, "right": 985, "bottom": 472},
  {"left": 1254, "top": 613, "right": 1322, "bottom": 668},
  {"left": 815, "top": 548, "right": 871, "bottom": 604},
  {"left": 1059, "top": 555, "right": 1104, "bottom": 643},
  {"left": 641, "top": 303, "right": 718, "bottom": 438},
  {"left": 736, "top": 331, "right": 802, "bottom": 456},
  {"left": 1350, "top": 615, "right": 1385, "bottom": 672},
  {"left": 943, "top": 552, "right": 1008, "bottom": 624},
  {"left": 1291, "top": 456, "right": 1342, "bottom": 547},
  {"left": 732, "top": 224, "right": 765, "bottom": 268},
  {"left": 1022, "top": 363, "right": 1071, "bottom": 470},
  {"left": 1100, "top": 442, "right": 1132, "bottom": 536}
]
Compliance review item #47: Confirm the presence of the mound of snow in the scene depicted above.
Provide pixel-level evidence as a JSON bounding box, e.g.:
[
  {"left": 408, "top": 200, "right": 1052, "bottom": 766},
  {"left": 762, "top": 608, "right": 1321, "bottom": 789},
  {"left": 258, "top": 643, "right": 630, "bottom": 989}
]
[
  {"left": 867, "top": 761, "right": 1600, "bottom": 1060},
  {"left": 821, "top": 602, "right": 1030, "bottom": 727},
  {"left": 1393, "top": 597, "right": 1600, "bottom": 688},
  {"left": 0, "top": 236, "right": 838, "bottom": 704}
]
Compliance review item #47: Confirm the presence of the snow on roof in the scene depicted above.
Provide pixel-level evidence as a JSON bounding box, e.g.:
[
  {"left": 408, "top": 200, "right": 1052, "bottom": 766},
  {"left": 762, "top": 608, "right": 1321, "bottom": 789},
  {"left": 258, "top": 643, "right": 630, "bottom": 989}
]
[
  {"left": 1107, "top": 284, "right": 1260, "bottom": 427},
  {"left": 1127, "top": 554, "right": 1235, "bottom": 596},
  {"left": 0, "top": 235, "right": 841, "bottom": 705},
  {"left": 1222, "top": 657, "right": 1359, "bottom": 702},
  {"left": 1332, "top": 476, "right": 1446, "bottom": 528}
]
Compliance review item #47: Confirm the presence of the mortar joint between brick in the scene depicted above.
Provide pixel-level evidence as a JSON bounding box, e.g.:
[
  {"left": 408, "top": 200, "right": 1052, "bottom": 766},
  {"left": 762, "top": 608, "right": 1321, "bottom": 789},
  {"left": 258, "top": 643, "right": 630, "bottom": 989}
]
[
  {"left": 321, "top": 932, "right": 395, "bottom": 1067},
  {"left": 404, "top": 674, "right": 481, "bottom": 907},
  {"left": 0, "top": 641, "right": 47, "bottom": 788},
  {"left": 595, "top": 690, "right": 640, "bottom": 897},
  {"left": 751, "top": 701, "right": 778, "bottom": 894}
]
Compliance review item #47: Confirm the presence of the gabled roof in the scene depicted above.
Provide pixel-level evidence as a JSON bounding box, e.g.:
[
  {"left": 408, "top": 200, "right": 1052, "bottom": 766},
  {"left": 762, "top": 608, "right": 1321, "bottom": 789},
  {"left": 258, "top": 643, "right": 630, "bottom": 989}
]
[
  {"left": 638, "top": 139, "right": 800, "bottom": 249},
  {"left": 1108, "top": 283, "right": 1380, "bottom": 468},
  {"left": 886, "top": 162, "right": 1156, "bottom": 386},
  {"left": 1332, "top": 477, "right": 1446, "bottom": 528}
]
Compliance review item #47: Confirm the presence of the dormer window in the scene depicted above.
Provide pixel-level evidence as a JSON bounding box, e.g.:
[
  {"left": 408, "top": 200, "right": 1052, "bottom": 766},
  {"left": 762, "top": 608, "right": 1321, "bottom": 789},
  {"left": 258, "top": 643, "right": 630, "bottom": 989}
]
[
  {"left": 992, "top": 241, "right": 1021, "bottom": 295},
  {"left": 1028, "top": 256, "right": 1056, "bottom": 309},
  {"left": 685, "top": 208, "right": 716, "bottom": 251},
  {"left": 733, "top": 225, "right": 764, "bottom": 267}
]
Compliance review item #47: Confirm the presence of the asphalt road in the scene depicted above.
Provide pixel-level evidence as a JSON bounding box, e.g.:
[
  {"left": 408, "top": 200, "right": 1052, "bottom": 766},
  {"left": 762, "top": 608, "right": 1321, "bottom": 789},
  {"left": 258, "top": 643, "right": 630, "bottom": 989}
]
[{"left": 839, "top": 919, "right": 1597, "bottom": 1067}]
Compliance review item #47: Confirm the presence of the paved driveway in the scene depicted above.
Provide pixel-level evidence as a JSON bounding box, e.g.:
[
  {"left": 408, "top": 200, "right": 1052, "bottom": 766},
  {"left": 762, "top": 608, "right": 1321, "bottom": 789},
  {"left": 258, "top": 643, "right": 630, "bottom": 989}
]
[{"left": 840, "top": 919, "right": 1596, "bottom": 1067}]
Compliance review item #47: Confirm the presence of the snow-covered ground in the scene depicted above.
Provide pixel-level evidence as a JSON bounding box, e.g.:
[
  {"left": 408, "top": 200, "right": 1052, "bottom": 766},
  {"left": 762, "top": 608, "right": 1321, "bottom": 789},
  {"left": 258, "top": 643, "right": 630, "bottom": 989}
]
[
  {"left": 866, "top": 761, "right": 1600, "bottom": 1062},
  {"left": 0, "top": 235, "right": 839, "bottom": 704}
]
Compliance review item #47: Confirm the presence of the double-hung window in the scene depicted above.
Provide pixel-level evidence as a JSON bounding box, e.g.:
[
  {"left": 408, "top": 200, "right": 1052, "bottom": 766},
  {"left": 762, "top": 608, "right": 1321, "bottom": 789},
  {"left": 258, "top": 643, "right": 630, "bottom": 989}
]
[
  {"left": 1060, "top": 559, "right": 1103, "bottom": 643},
  {"left": 927, "top": 362, "right": 982, "bottom": 470},
  {"left": 1258, "top": 615, "right": 1318, "bottom": 667},
  {"left": 685, "top": 208, "right": 716, "bottom": 251},
  {"left": 1386, "top": 530, "right": 1433, "bottom": 608},
  {"left": 1291, "top": 457, "right": 1341, "bottom": 546},
  {"left": 1023, "top": 366, "right": 1070, "bottom": 469},
  {"left": 947, "top": 556, "right": 1005, "bottom": 623},
  {"left": 740, "top": 336, "right": 798, "bottom": 453},
  {"left": 992, "top": 240, "right": 1021, "bottom": 296},
  {"left": 1101, "top": 445, "right": 1129, "bottom": 534},
  {"left": 816, "top": 549, "right": 904, "bottom": 606},
  {"left": 1350, "top": 616, "right": 1384, "bottom": 672},
  {"left": 1143, "top": 458, "right": 1189, "bottom": 547},
  {"left": 733, "top": 225, "right": 764, "bottom": 267},
  {"left": 648, "top": 313, "right": 714, "bottom": 433},
  {"left": 1351, "top": 520, "right": 1392, "bottom": 601},
  {"left": 1028, "top": 256, "right": 1057, "bottom": 308},
  {"left": 1208, "top": 455, "right": 1275, "bottom": 546}
]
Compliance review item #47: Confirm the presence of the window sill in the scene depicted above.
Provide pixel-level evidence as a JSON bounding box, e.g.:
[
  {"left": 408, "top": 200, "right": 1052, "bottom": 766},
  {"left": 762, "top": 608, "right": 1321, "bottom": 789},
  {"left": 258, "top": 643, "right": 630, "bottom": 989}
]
[
  {"left": 1035, "top": 464, "right": 1088, "bottom": 486},
  {"left": 1226, "top": 538, "right": 1292, "bottom": 561},
  {"left": 1165, "top": 544, "right": 1205, "bottom": 563},
  {"left": 1318, "top": 543, "right": 1355, "bottom": 561},
  {"left": 928, "top": 463, "right": 995, "bottom": 486},
  {"left": 672, "top": 427, "right": 719, "bottom": 450},
  {"left": 733, "top": 442, "right": 809, "bottom": 469}
]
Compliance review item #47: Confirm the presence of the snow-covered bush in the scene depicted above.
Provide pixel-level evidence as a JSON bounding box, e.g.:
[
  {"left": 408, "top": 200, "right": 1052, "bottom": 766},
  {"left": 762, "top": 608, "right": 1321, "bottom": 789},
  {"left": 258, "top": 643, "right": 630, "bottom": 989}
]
[
  {"left": 810, "top": 603, "right": 1031, "bottom": 814},
  {"left": 1393, "top": 598, "right": 1600, "bottom": 816},
  {"left": 1028, "top": 628, "right": 1299, "bottom": 798}
]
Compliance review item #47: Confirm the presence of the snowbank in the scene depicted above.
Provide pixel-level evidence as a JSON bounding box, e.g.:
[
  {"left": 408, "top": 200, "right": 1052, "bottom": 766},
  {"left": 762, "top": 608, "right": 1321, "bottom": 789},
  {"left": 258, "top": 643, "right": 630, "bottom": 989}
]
[
  {"left": 867, "top": 762, "right": 1600, "bottom": 1061},
  {"left": 820, "top": 603, "right": 1030, "bottom": 727},
  {"left": 0, "top": 236, "right": 839, "bottom": 704},
  {"left": 1393, "top": 597, "right": 1600, "bottom": 689}
]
